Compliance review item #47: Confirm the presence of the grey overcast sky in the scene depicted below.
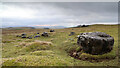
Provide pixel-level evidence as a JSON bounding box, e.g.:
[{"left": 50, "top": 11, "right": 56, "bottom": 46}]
[{"left": 1, "top": 2, "right": 118, "bottom": 27}]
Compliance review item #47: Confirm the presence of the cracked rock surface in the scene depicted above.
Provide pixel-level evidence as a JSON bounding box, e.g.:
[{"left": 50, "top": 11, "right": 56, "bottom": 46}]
[{"left": 77, "top": 32, "right": 114, "bottom": 55}]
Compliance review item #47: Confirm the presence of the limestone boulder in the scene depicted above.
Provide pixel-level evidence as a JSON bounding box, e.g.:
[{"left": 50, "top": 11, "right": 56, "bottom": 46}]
[{"left": 77, "top": 32, "right": 114, "bottom": 55}]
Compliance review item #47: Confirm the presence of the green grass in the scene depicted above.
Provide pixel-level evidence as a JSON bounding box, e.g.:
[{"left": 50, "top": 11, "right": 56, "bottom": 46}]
[{"left": 2, "top": 25, "right": 119, "bottom": 66}]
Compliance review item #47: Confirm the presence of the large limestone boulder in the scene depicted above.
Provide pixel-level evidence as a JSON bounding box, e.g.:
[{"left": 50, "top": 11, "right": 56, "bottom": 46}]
[{"left": 77, "top": 32, "right": 114, "bottom": 55}]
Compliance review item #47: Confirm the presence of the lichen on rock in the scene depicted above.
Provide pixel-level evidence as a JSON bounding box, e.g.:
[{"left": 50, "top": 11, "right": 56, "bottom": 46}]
[{"left": 77, "top": 32, "right": 114, "bottom": 55}]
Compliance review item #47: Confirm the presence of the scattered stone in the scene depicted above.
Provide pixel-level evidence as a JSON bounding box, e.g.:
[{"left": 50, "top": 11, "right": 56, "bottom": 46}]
[
  {"left": 69, "top": 32, "right": 75, "bottom": 36},
  {"left": 27, "top": 36, "right": 32, "bottom": 39},
  {"left": 34, "top": 35, "right": 40, "bottom": 38},
  {"left": 77, "top": 32, "right": 114, "bottom": 55},
  {"left": 41, "top": 32, "right": 49, "bottom": 37},
  {"left": 50, "top": 30, "right": 55, "bottom": 32},
  {"left": 16, "top": 33, "right": 27, "bottom": 38},
  {"left": 21, "top": 33, "right": 27, "bottom": 38},
  {"left": 21, "top": 36, "right": 26, "bottom": 38},
  {"left": 37, "top": 33, "right": 39, "bottom": 34},
  {"left": 21, "top": 33, "right": 26, "bottom": 36}
]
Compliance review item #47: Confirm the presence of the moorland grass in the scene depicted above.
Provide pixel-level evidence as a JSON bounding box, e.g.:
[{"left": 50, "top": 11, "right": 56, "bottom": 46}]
[{"left": 2, "top": 25, "right": 119, "bottom": 66}]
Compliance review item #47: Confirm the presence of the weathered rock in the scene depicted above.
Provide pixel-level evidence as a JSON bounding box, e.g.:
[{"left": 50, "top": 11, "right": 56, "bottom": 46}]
[
  {"left": 69, "top": 32, "right": 75, "bottom": 36},
  {"left": 34, "top": 35, "right": 40, "bottom": 38},
  {"left": 21, "top": 33, "right": 26, "bottom": 36},
  {"left": 21, "top": 36, "right": 26, "bottom": 38},
  {"left": 77, "top": 32, "right": 114, "bottom": 55},
  {"left": 27, "top": 36, "right": 32, "bottom": 39},
  {"left": 41, "top": 32, "right": 49, "bottom": 37},
  {"left": 16, "top": 33, "right": 26, "bottom": 38},
  {"left": 50, "top": 30, "right": 55, "bottom": 32},
  {"left": 20, "top": 33, "right": 27, "bottom": 38},
  {"left": 37, "top": 33, "right": 39, "bottom": 34}
]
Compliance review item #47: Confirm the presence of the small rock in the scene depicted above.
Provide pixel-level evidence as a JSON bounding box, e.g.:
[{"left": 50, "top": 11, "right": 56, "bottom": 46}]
[
  {"left": 41, "top": 32, "right": 49, "bottom": 37},
  {"left": 21, "top": 36, "right": 26, "bottom": 38},
  {"left": 34, "top": 35, "right": 40, "bottom": 38},
  {"left": 69, "top": 32, "right": 75, "bottom": 36},
  {"left": 37, "top": 33, "right": 39, "bottom": 34},
  {"left": 27, "top": 36, "right": 32, "bottom": 39},
  {"left": 21, "top": 33, "right": 26, "bottom": 36},
  {"left": 50, "top": 30, "right": 55, "bottom": 32}
]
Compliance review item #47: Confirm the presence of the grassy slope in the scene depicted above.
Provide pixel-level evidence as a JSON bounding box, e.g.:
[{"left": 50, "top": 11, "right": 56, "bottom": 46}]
[{"left": 2, "top": 25, "right": 119, "bottom": 66}]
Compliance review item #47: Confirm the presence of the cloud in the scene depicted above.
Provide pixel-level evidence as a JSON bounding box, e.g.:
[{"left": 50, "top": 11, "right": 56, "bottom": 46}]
[
  {"left": 1, "top": 4, "right": 37, "bottom": 19},
  {"left": 31, "top": 24, "right": 57, "bottom": 26},
  {"left": 1, "top": 2, "right": 118, "bottom": 27}
]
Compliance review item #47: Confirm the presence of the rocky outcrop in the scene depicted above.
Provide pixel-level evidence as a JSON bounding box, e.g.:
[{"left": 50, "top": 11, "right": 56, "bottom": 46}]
[{"left": 77, "top": 32, "right": 114, "bottom": 55}]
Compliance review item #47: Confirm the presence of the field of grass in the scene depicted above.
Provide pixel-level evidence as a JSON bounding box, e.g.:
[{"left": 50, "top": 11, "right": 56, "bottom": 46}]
[{"left": 1, "top": 25, "right": 119, "bottom": 66}]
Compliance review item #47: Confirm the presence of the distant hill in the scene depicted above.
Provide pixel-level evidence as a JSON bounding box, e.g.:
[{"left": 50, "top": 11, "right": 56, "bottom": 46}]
[
  {"left": 4, "top": 27, "right": 35, "bottom": 30},
  {"left": 34, "top": 26, "right": 66, "bottom": 29},
  {"left": 3, "top": 26, "right": 66, "bottom": 30}
]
